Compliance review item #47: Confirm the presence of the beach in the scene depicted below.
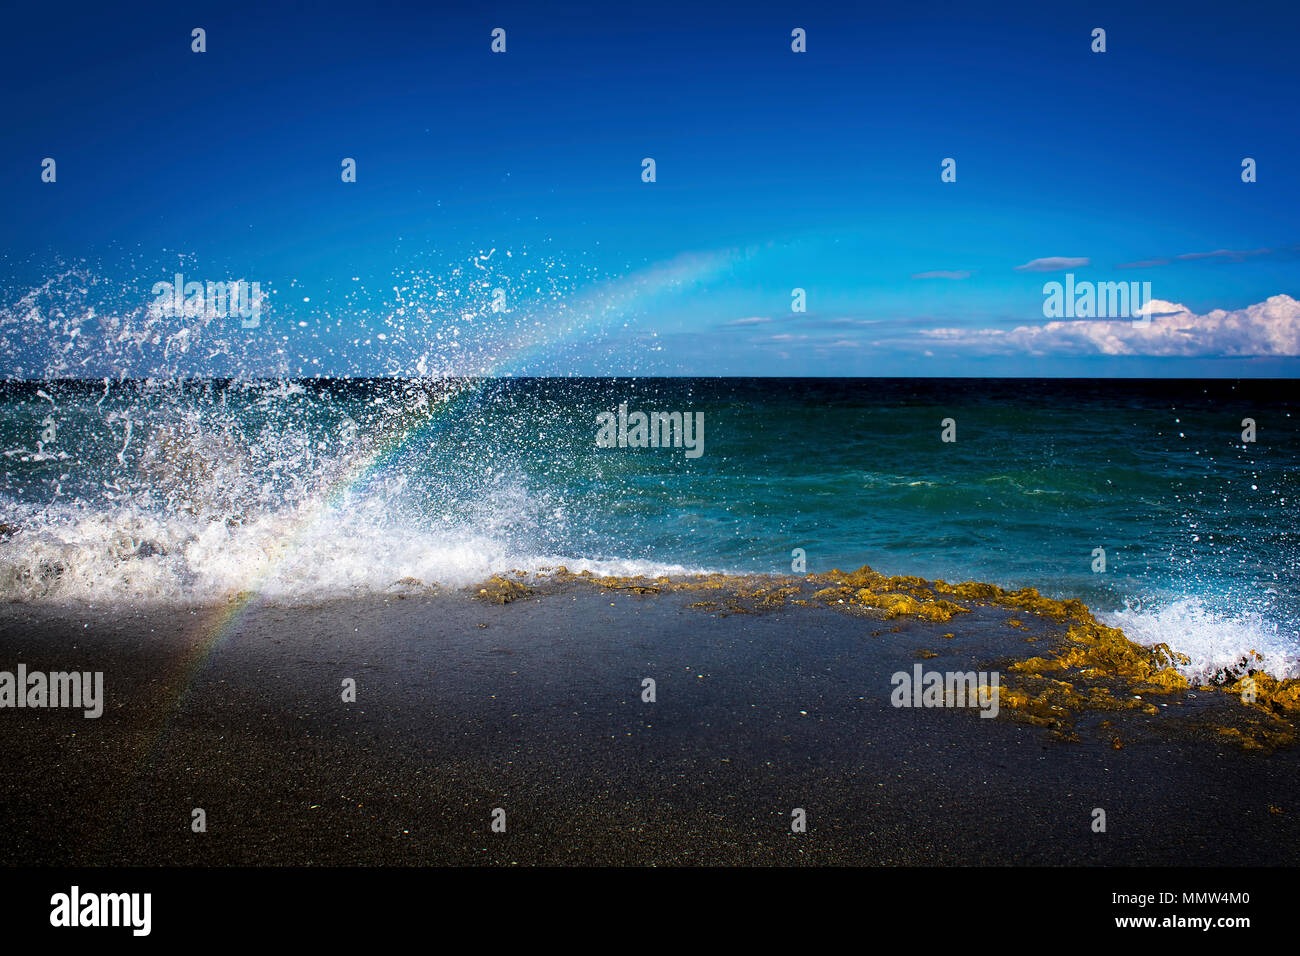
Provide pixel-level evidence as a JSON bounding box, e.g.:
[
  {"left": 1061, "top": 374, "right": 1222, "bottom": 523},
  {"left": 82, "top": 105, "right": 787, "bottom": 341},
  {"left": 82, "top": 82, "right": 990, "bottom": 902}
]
[
  {"left": 2, "top": 572, "right": 1296, "bottom": 867},
  {"left": 0, "top": 1, "right": 1295, "bottom": 935}
]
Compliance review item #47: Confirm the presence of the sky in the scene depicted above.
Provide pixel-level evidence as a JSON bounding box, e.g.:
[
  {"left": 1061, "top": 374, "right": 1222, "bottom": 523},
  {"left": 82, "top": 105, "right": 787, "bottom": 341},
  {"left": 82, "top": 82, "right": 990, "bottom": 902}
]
[{"left": 1, "top": 0, "right": 1297, "bottom": 377}]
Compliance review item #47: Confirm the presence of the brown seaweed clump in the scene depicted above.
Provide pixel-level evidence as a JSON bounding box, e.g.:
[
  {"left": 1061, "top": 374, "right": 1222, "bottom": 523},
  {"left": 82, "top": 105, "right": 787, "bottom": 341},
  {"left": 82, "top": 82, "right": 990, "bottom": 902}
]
[
  {"left": 1226, "top": 671, "right": 1300, "bottom": 714},
  {"left": 1211, "top": 671, "right": 1300, "bottom": 750},
  {"left": 472, "top": 574, "right": 535, "bottom": 604},
  {"left": 801, "top": 566, "right": 969, "bottom": 622},
  {"left": 543, "top": 563, "right": 974, "bottom": 621},
  {"left": 1009, "top": 619, "right": 1189, "bottom": 691},
  {"left": 994, "top": 615, "right": 1190, "bottom": 740}
]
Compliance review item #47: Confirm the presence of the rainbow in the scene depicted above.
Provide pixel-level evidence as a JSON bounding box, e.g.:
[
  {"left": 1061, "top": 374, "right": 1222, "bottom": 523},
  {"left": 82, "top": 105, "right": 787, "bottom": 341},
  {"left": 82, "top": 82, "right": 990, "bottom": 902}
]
[{"left": 153, "top": 246, "right": 744, "bottom": 722}]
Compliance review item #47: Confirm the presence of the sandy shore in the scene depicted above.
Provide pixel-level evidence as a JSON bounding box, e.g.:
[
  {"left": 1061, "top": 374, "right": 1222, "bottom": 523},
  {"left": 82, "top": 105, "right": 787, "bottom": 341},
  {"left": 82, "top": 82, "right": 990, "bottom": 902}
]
[{"left": 0, "top": 577, "right": 1296, "bottom": 866}]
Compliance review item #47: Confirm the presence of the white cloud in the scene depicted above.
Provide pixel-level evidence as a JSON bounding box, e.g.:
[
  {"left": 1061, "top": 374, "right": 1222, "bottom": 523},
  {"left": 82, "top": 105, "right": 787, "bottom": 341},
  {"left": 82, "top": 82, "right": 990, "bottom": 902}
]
[
  {"left": 912, "top": 270, "right": 972, "bottom": 280},
  {"left": 1015, "top": 256, "right": 1090, "bottom": 272},
  {"left": 1176, "top": 248, "right": 1272, "bottom": 262},
  {"left": 919, "top": 294, "right": 1300, "bottom": 357}
]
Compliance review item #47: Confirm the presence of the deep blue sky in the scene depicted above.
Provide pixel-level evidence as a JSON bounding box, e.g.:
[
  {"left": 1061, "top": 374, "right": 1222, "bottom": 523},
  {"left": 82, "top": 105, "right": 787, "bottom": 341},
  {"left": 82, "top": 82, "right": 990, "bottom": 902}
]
[{"left": 2, "top": 0, "right": 1297, "bottom": 376}]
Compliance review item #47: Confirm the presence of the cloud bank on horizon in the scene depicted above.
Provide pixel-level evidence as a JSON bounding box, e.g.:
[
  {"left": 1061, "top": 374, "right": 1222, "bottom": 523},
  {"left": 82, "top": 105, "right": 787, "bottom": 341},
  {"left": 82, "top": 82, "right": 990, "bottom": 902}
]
[
  {"left": 698, "top": 284, "right": 1299, "bottom": 377},
  {"left": 917, "top": 294, "right": 1300, "bottom": 358}
]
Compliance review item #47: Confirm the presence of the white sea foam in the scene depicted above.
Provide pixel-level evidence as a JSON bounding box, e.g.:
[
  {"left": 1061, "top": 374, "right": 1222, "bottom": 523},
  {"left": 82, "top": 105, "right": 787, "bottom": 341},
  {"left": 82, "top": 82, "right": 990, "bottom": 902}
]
[
  {"left": 1103, "top": 598, "right": 1300, "bottom": 683},
  {"left": 0, "top": 499, "right": 702, "bottom": 606}
]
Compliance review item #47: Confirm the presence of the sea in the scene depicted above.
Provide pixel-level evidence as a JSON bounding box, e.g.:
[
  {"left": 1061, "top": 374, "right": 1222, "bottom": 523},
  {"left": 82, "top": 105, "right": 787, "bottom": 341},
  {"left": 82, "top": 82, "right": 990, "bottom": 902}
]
[{"left": 0, "top": 375, "right": 1295, "bottom": 683}]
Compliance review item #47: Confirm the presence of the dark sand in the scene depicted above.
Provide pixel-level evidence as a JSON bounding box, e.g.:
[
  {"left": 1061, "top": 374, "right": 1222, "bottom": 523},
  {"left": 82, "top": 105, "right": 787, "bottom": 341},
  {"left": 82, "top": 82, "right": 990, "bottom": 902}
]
[{"left": 0, "top": 583, "right": 1296, "bottom": 866}]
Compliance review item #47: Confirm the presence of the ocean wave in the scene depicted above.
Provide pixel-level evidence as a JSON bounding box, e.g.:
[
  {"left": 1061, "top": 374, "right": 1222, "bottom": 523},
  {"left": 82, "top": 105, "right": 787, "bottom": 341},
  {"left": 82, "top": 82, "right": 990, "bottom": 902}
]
[
  {"left": 1103, "top": 598, "right": 1300, "bottom": 683},
  {"left": 0, "top": 501, "right": 704, "bottom": 605}
]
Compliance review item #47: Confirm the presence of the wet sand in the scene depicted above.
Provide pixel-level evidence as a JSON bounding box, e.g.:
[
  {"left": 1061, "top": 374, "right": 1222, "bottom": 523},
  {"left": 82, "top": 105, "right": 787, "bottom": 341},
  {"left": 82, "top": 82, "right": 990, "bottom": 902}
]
[{"left": 0, "top": 582, "right": 1296, "bottom": 866}]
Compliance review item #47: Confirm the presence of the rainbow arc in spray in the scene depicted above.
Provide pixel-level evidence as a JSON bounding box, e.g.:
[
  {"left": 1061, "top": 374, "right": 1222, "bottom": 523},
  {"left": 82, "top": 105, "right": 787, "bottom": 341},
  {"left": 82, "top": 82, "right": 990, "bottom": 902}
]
[{"left": 170, "top": 248, "right": 741, "bottom": 709}]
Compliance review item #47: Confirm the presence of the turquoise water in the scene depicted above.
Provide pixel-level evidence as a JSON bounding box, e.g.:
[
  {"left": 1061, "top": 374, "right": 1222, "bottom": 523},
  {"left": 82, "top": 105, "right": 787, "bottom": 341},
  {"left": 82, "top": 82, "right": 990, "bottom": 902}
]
[{"left": 0, "top": 377, "right": 1296, "bottom": 680}]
